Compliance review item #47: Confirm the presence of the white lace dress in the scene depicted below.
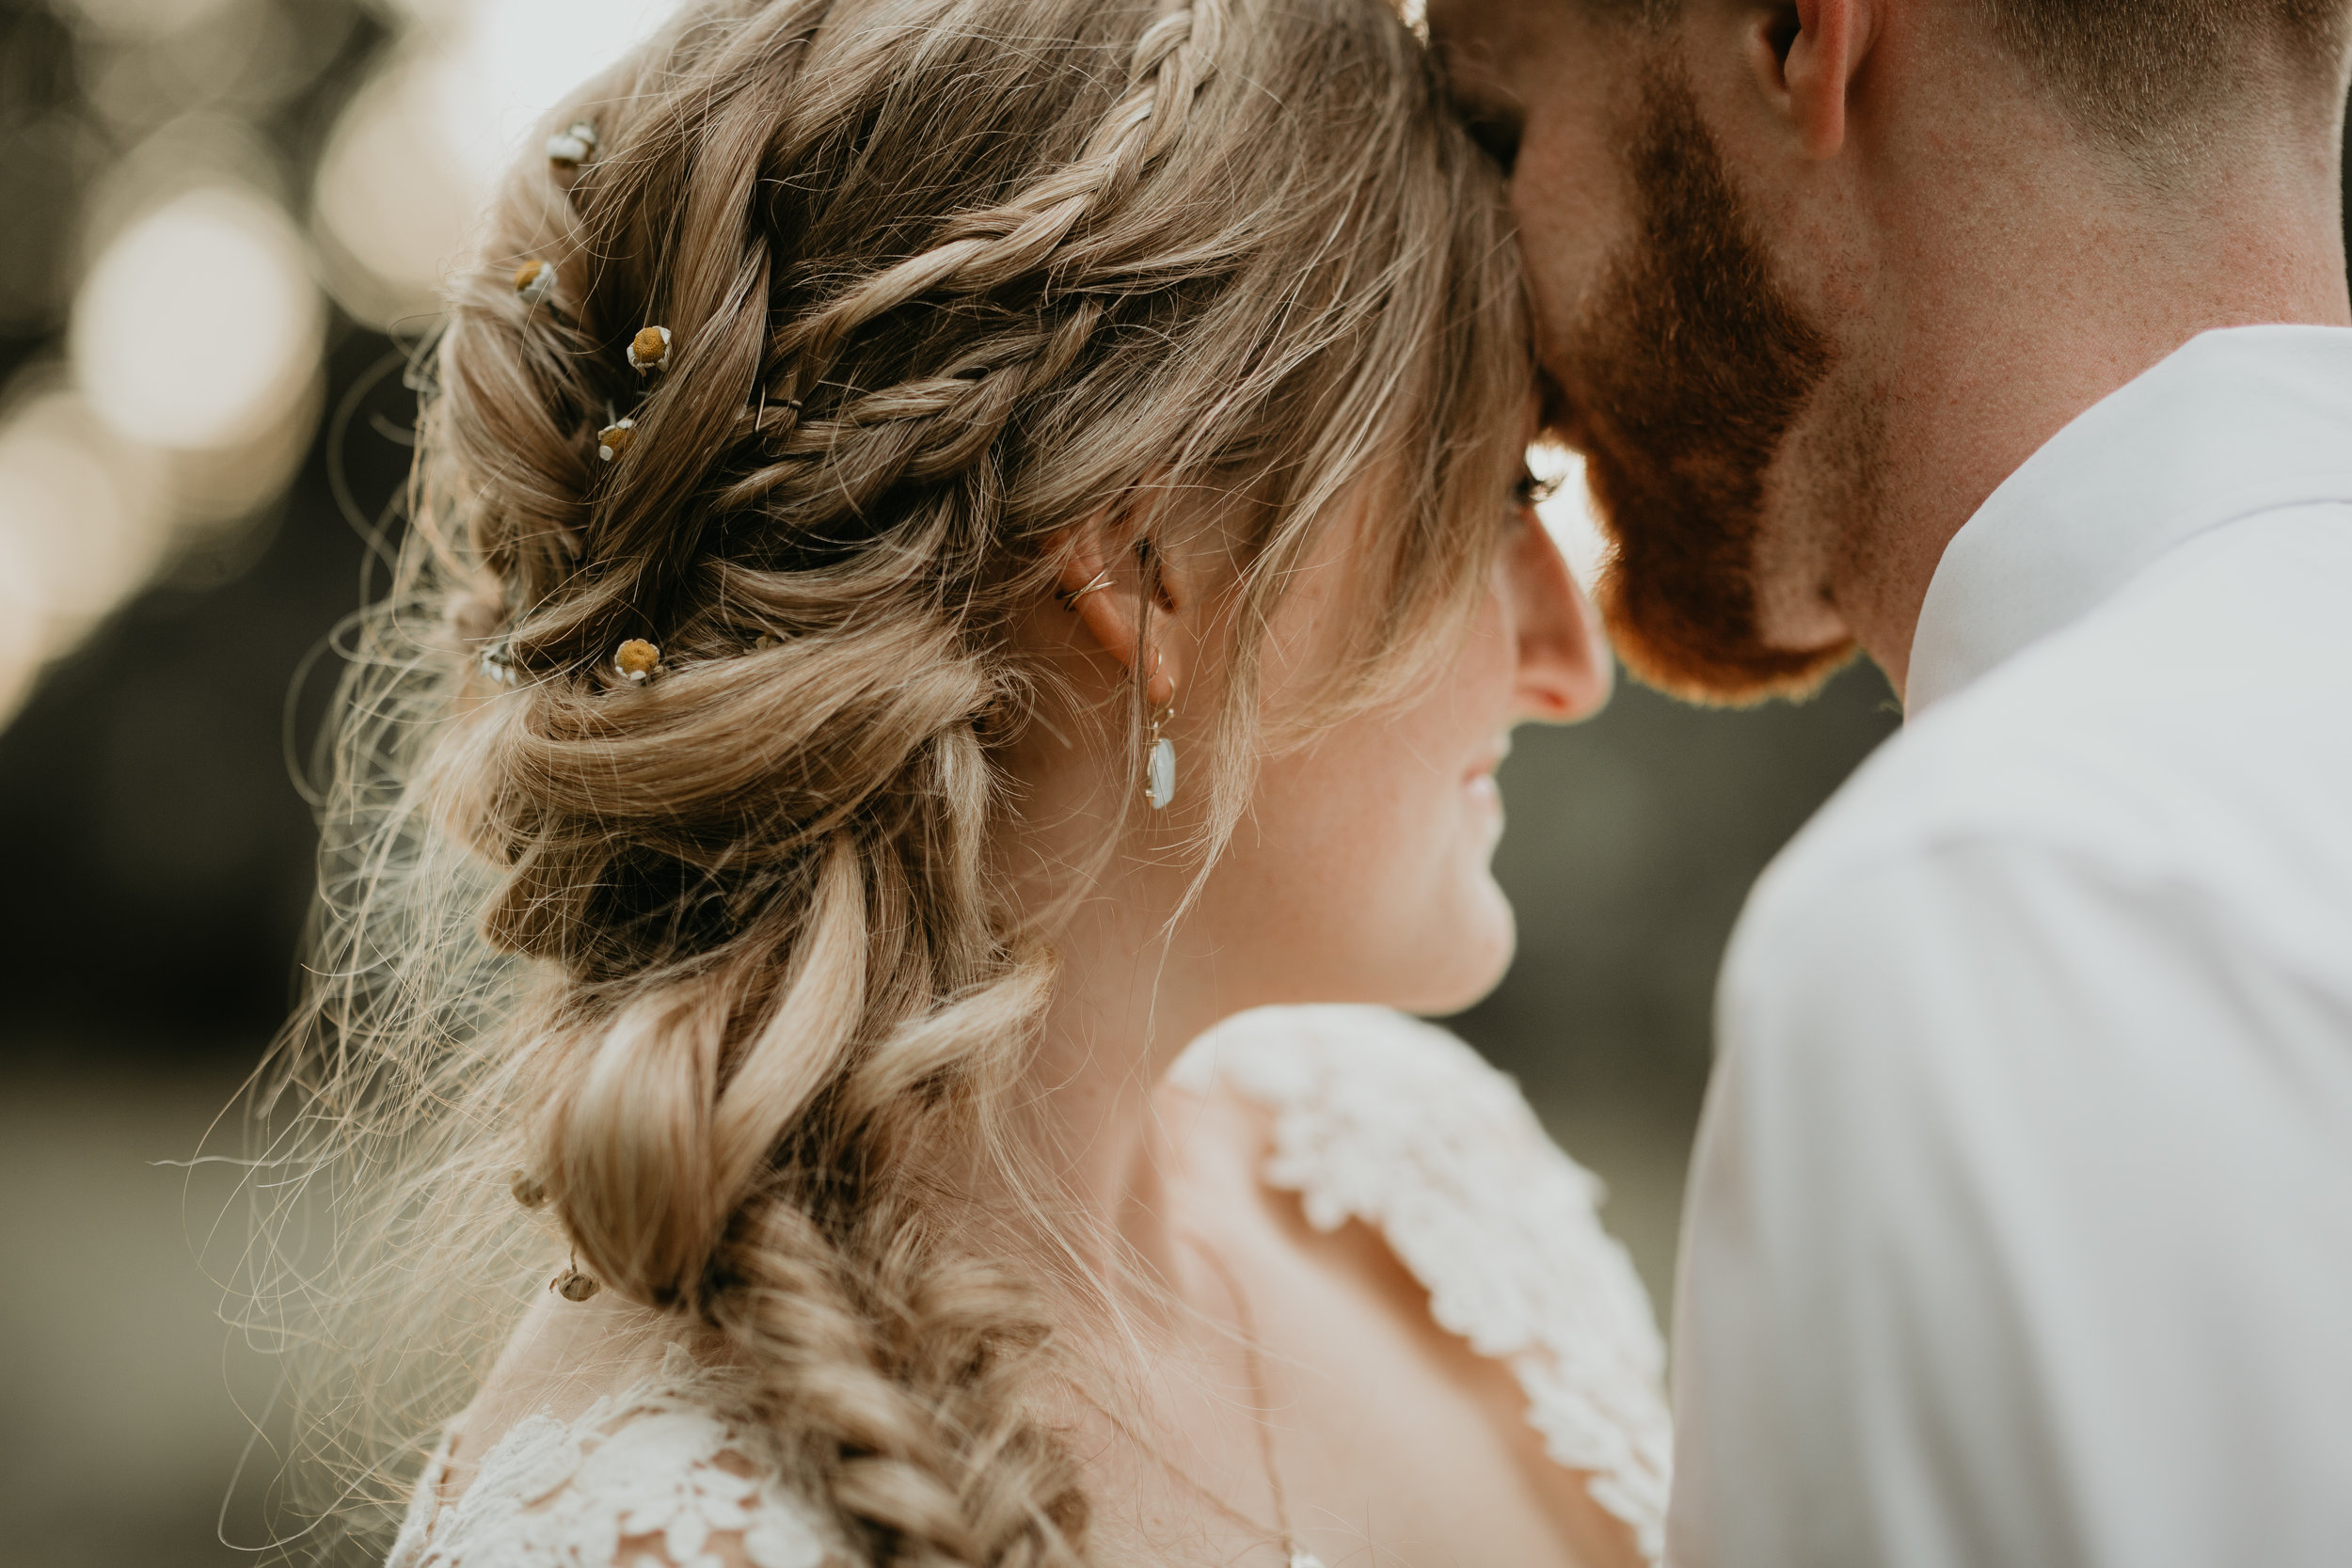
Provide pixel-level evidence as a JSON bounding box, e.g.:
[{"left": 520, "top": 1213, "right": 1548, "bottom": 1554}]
[{"left": 389, "top": 1006, "right": 1673, "bottom": 1568}]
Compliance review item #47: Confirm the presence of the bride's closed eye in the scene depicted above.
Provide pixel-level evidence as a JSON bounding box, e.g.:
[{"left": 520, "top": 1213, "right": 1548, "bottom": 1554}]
[{"left": 1511, "top": 468, "right": 1562, "bottom": 521}]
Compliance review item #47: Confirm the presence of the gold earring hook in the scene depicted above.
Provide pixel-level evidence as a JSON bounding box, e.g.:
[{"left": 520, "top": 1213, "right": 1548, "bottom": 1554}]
[
  {"left": 1143, "top": 652, "right": 1179, "bottom": 810},
  {"left": 1146, "top": 648, "right": 1180, "bottom": 716}
]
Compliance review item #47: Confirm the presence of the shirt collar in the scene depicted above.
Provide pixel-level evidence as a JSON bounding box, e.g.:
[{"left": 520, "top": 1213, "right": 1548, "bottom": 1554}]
[{"left": 1906, "top": 325, "right": 2352, "bottom": 716}]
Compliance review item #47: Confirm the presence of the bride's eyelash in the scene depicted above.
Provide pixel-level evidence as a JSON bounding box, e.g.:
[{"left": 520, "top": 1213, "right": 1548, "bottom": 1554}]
[{"left": 1513, "top": 471, "right": 1562, "bottom": 509}]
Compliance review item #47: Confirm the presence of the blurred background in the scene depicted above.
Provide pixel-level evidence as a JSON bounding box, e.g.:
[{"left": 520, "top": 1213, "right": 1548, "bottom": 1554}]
[{"left": 0, "top": 0, "right": 2341, "bottom": 1556}]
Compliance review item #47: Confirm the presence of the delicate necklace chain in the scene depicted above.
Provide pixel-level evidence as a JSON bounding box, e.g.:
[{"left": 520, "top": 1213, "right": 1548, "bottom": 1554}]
[{"left": 1185, "top": 1235, "right": 1326, "bottom": 1568}]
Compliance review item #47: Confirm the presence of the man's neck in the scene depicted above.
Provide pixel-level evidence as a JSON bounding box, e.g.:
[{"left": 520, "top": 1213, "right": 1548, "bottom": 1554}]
[{"left": 1825, "top": 132, "right": 2351, "bottom": 698}]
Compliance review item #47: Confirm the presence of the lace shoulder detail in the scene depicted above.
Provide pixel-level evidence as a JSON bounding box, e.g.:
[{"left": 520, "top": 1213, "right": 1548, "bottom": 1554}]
[
  {"left": 389, "top": 1345, "right": 837, "bottom": 1568},
  {"left": 1168, "top": 1005, "right": 1673, "bottom": 1563}
]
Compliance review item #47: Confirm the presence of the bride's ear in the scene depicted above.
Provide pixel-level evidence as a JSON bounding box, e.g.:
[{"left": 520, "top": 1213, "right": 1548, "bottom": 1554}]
[{"left": 1053, "top": 512, "right": 1189, "bottom": 709}]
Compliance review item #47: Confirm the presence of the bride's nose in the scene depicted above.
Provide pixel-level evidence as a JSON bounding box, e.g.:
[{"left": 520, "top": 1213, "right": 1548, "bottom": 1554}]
[{"left": 1508, "top": 515, "right": 1612, "bottom": 723}]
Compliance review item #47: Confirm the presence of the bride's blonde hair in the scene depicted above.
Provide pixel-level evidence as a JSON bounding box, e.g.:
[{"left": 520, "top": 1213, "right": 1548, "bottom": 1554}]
[{"left": 253, "top": 0, "right": 1526, "bottom": 1560}]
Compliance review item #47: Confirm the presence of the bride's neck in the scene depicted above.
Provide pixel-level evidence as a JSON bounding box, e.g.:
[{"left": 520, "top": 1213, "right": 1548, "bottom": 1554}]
[
  {"left": 975, "top": 678, "right": 1244, "bottom": 1313},
  {"left": 964, "top": 878, "right": 1229, "bottom": 1310}
]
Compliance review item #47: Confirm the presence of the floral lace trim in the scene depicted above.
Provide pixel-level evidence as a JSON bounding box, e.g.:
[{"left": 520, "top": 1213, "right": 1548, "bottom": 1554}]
[
  {"left": 1168, "top": 1005, "right": 1674, "bottom": 1564},
  {"left": 388, "top": 1345, "right": 834, "bottom": 1568}
]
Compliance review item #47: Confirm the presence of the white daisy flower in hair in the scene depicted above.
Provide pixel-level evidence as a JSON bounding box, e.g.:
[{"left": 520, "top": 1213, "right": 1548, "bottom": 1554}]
[
  {"left": 614, "top": 639, "right": 662, "bottom": 685},
  {"left": 628, "top": 325, "right": 673, "bottom": 373},
  {"left": 513, "top": 259, "right": 557, "bottom": 303},
  {"left": 547, "top": 120, "right": 598, "bottom": 166}
]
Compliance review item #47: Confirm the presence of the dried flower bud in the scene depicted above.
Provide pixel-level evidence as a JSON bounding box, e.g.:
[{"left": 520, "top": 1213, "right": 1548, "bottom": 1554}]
[
  {"left": 546, "top": 121, "right": 597, "bottom": 166},
  {"left": 627, "top": 325, "right": 672, "bottom": 373},
  {"left": 510, "top": 1170, "right": 548, "bottom": 1210},
  {"left": 552, "top": 1267, "right": 601, "bottom": 1303},
  {"left": 478, "top": 641, "right": 520, "bottom": 687},
  {"left": 513, "top": 259, "right": 556, "bottom": 303},
  {"left": 596, "top": 418, "right": 635, "bottom": 462},
  {"left": 614, "top": 639, "right": 661, "bottom": 683}
]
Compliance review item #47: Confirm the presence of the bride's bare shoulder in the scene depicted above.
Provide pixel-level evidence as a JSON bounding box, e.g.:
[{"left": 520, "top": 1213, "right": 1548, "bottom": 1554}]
[
  {"left": 1155, "top": 1005, "right": 1672, "bottom": 1568},
  {"left": 420, "top": 1299, "right": 722, "bottom": 1517},
  {"left": 444, "top": 1291, "right": 707, "bottom": 1481}
]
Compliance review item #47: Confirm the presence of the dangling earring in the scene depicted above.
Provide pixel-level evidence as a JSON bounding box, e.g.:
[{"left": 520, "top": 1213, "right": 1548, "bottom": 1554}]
[
  {"left": 1144, "top": 655, "right": 1177, "bottom": 811},
  {"left": 552, "top": 1253, "right": 601, "bottom": 1303}
]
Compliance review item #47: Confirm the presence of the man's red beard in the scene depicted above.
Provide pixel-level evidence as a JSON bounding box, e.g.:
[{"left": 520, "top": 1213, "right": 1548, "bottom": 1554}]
[{"left": 1550, "top": 63, "right": 1856, "bottom": 704}]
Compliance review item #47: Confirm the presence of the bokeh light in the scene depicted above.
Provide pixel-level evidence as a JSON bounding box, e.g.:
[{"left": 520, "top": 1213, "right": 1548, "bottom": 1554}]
[
  {"left": 0, "top": 180, "right": 327, "bottom": 727},
  {"left": 0, "top": 386, "right": 169, "bottom": 719},
  {"left": 311, "top": 48, "right": 484, "bottom": 328},
  {"left": 0, "top": 0, "right": 356, "bottom": 728},
  {"left": 72, "top": 183, "right": 321, "bottom": 451},
  {"left": 314, "top": 0, "right": 671, "bottom": 327}
]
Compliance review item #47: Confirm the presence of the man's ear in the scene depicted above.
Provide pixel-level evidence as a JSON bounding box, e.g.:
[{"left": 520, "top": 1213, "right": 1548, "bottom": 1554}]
[
  {"left": 1752, "top": 0, "right": 1874, "bottom": 158},
  {"left": 1054, "top": 522, "right": 1184, "bottom": 709}
]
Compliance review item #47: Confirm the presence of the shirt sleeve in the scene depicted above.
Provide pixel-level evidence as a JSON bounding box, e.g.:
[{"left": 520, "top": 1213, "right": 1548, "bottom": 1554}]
[{"left": 1665, "top": 837, "right": 2352, "bottom": 1568}]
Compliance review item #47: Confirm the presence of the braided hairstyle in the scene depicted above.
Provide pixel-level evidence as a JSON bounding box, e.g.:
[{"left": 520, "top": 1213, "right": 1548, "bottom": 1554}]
[{"left": 260, "top": 0, "right": 1529, "bottom": 1560}]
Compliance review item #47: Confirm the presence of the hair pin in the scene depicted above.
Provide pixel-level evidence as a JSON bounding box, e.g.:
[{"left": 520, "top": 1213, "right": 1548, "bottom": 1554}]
[
  {"left": 513, "top": 259, "right": 557, "bottom": 303},
  {"left": 628, "top": 325, "right": 672, "bottom": 374},
  {"left": 614, "top": 639, "right": 662, "bottom": 685},
  {"left": 597, "top": 418, "right": 635, "bottom": 462},
  {"left": 547, "top": 121, "right": 598, "bottom": 167}
]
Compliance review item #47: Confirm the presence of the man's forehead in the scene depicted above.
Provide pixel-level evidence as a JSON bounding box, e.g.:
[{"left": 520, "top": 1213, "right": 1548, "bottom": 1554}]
[
  {"left": 1423, "top": 0, "right": 1528, "bottom": 61},
  {"left": 1426, "top": 0, "right": 1625, "bottom": 98},
  {"left": 1424, "top": 0, "right": 1537, "bottom": 112}
]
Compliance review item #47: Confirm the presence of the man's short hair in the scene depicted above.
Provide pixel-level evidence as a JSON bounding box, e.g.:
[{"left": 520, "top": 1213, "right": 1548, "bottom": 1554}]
[
  {"left": 1593, "top": 0, "right": 2352, "bottom": 154},
  {"left": 1982, "top": 0, "right": 2352, "bottom": 150}
]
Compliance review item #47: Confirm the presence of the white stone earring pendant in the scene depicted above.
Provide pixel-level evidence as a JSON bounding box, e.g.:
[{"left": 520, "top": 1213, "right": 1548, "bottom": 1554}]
[{"left": 1144, "top": 698, "right": 1177, "bottom": 810}]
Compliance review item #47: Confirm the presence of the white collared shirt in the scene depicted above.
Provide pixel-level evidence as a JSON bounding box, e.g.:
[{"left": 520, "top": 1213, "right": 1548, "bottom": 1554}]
[{"left": 1666, "top": 325, "right": 2352, "bottom": 1568}]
